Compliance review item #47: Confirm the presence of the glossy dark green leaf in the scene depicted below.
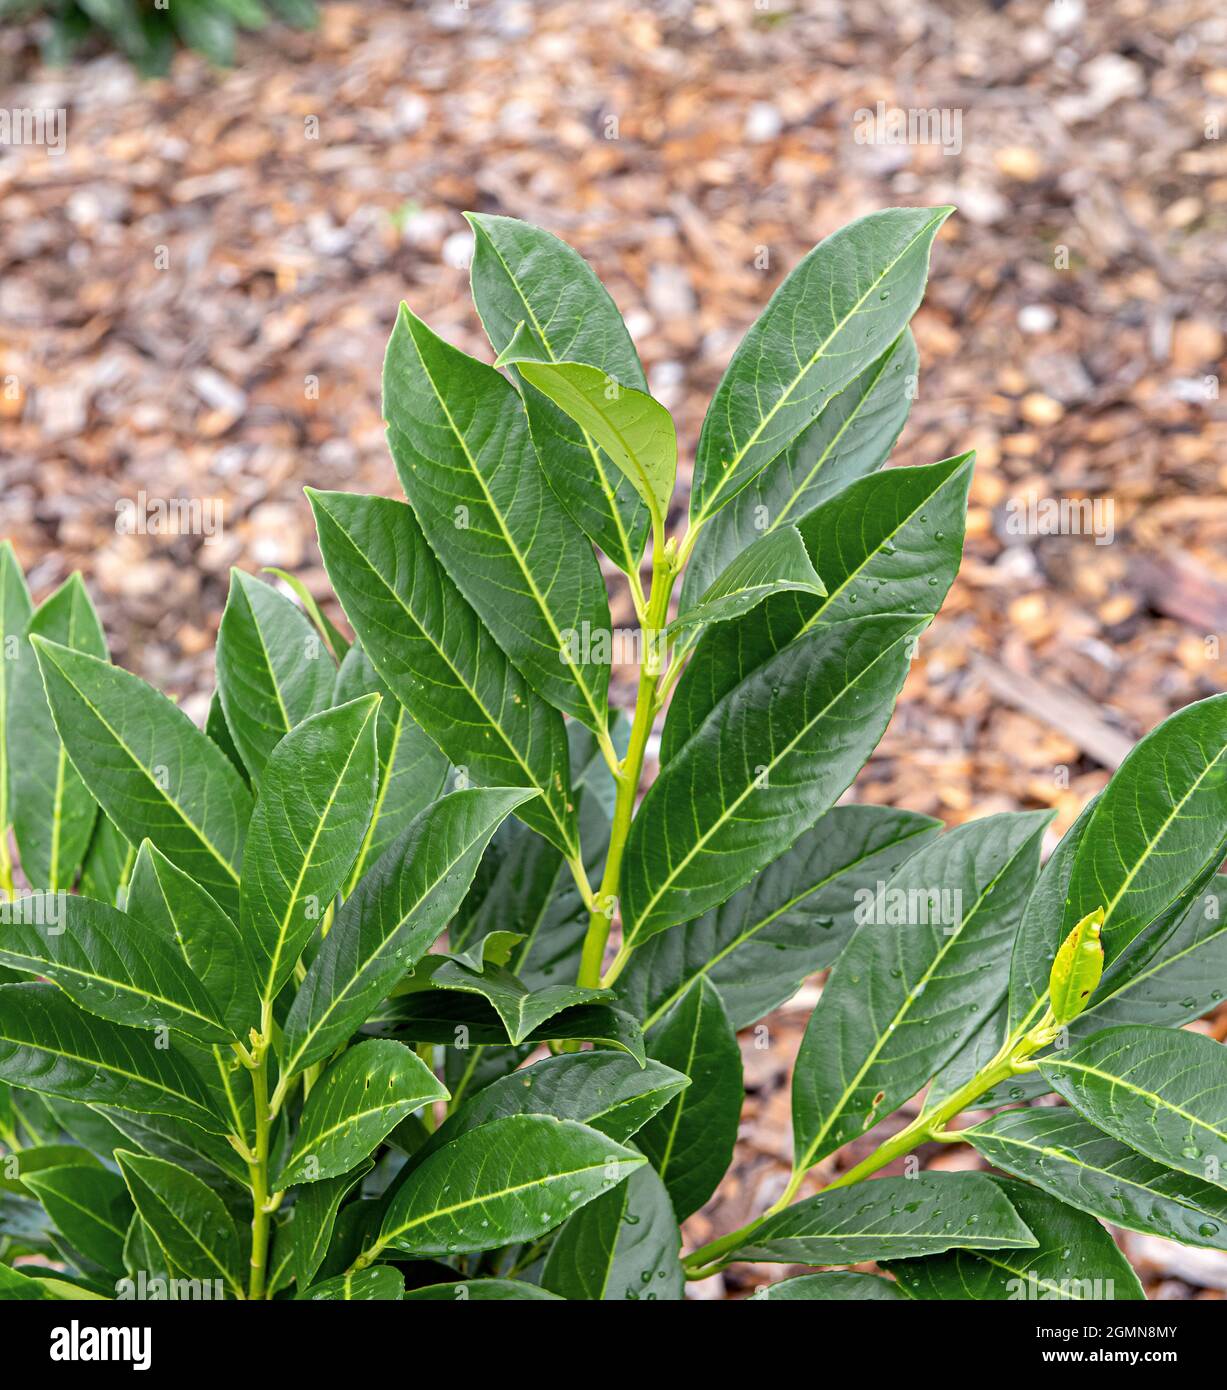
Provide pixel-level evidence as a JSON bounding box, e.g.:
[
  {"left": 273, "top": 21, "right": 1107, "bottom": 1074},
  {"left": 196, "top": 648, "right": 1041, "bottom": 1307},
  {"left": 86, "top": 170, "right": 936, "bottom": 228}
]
[
  {"left": 333, "top": 642, "right": 450, "bottom": 890},
  {"left": 115, "top": 1150, "right": 245, "bottom": 1298},
  {"left": 965, "top": 1108, "right": 1227, "bottom": 1251},
  {"left": 1062, "top": 694, "right": 1227, "bottom": 963},
  {"left": 0, "top": 984, "right": 225, "bottom": 1134},
  {"left": 375, "top": 1114, "right": 643, "bottom": 1257},
  {"left": 299, "top": 1265, "right": 403, "bottom": 1300},
  {"left": 308, "top": 488, "right": 576, "bottom": 854},
  {"left": 542, "top": 1162, "right": 683, "bottom": 1301},
  {"left": 669, "top": 525, "right": 824, "bottom": 645},
  {"left": 0, "top": 541, "right": 33, "bottom": 884},
  {"left": 731, "top": 1171, "right": 1035, "bottom": 1264},
  {"left": 885, "top": 1179, "right": 1144, "bottom": 1300},
  {"left": 664, "top": 453, "right": 972, "bottom": 760},
  {"left": 98, "top": 1103, "right": 248, "bottom": 1190},
  {"left": 12, "top": 575, "right": 106, "bottom": 890},
  {"left": 0, "top": 891, "right": 230, "bottom": 1044},
  {"left": 1041, "top": 1025, "right": 1227, "bottom": 1187},
  {"left": 0, "top": 1143, "right": 102, "bottom": 1196},
  {"left": 681, "top": 331, "right": 917, "bottom": 604},
  {"left": 215, "top": 568, "right": 335, "bottom": 780},
  {"left": 22, "top": 1164, "right": 133, "bottom": 1275},
  {"left": 403, "top": 1278, "right": 562, "bottom": 1301},
  {"left": 276, "top": 1040, "right": 446, "bottom": 1188},
  {"left": 618, "top": 804, "right": 940, "bottom": 1031},
  {"left": 753, "top": 1271, "right": 908, "bottom": 1301},
  {"left": 384, "top": 306, "right": 612, "bottom": 732},
  {"left": 624, "top": 614, "right": 921, "bottom": 946},
  {"left": 29, "top": 638, "right": 252, "bottom": 918},
  {"left": 240, "top": 695, "right": 379, "bottom": 1010},
  {"left": 689, "top": 206, "right": 952, "bottom": 526},
  {"left": 635, "top": 978, "right": 742, "bottom": 1221},
  {"left": 125, "top": 839, "right": 260, "bottom": 1038},
  {"left": 792, "top": 811, "right": 1050, "bottom": 1173},
  {"left": 466, "top": 212, "right": 650, "bottom": 575},
  {"left": 289, "top": 1159, "right": 372, "bottom": 1290},
  {"left": 427, "top": 958, "right": 613, "bottom": 1045},
  {"left": 282, "top": 787, "right": 536, "bottom": 1076}
]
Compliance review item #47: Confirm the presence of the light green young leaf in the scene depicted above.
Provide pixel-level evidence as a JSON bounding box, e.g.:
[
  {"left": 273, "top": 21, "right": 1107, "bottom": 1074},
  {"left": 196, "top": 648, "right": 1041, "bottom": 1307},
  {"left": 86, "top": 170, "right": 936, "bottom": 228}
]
[
  {"left": 690, "top": 206, "right": 952, "bottom": 526},
  {"left": 261, "top": 565, "right": 351, "bottom": 662},
  {"left": 115, "top": 1149, "right": 245, "bottom": 1298},
  {"left": 681, "top": 331, "right": 918, "bottom": 605},
  {"left": 375, "top": 1114, "right": 644, "bottom": 1257},
  {"left": 1041, "top": 1024, "right": 1227, "bottom": 1187},
  {"left": 618, "top": 805, "right": 940, "bottom": 1032},
  {"left": 215, "top": 568, "right": 335, "bottom": 779},
  {"left": 0, "top": 983, "right": 225, "bottom": 1134},
  {"left": 0, "top": 891, "right": 231, "bottom": 1044},
  {"left": 541, "top": 1162, "right": 684, "bottom": 1301},
  {"left": 384, "top": 305, "right": 612, "bottom": 732},
  {"left": 466, "top": 211, "right": 650, "bottom": 575},
  {"left": 623, "top": 614, "right": 922, "bottom": 946},
  {"left": 964, "top": 1108, "right": 1227, "bottom": 1251},
  {"left": 791, "top": 811, "right": 1051, "bottom": 1174},
  {"left": 275, "top": 1039, "right": 446, "bottom": 1188},
  {"left": 240, "top": 695, "right": 379, "bottom": 1010},
  {"left": 730, "top": 1171, "right": 1035, "bottom": 1265},
  {"left": 308, "top": 488, "right": 576, "bottom": 855},
  {"left": 1049, "top": 906, "right": 1105, "bottom": 1026},
  {"left": 29, "top": 638, "right": 252, "bottom": 918},
  {"left": 281, "top": 787, "right": 536, "bottom": 1077},
  {"left": 12, "top": 574, "right": 106, "bottom": 891},
  {"left": 634, "top": 978, "right": 742, "bottom": 1222}
]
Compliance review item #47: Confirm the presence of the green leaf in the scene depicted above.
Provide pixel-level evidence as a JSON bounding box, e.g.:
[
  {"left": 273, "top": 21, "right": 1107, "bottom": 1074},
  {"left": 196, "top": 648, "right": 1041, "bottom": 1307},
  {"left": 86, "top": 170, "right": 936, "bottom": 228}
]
[
  {"left": 1062, "top": 693, "right": 1227, "bottom": 963},
  {"left": 541, "top": 1162, "right": 683, "bottom": 1300},
  {"left": 12, "top": 575, "right": 106, "bottom": 890},
  {"left": 240, "top": 695, "right": 379, "bottom": 1010},
  {"left": 1041, "top": 1024, "right": 1227, "bottom": 1186},
  {"left": 465, "top": 211, "right": 650, "bottom": 575},
  {"left": 29, "top": 638, "right": 252, "bottom": 918},
  {"left": 730, "top": 1171, "right": 1035, "bottom": 1264},
  {"left": 0, "top": 891, "right": 231, "bottom": 1044},
  {"left": 668, "top": 525, "right": 824, "bottom": 645},
  {"left": 22, "top": 1164, "right": 133, "bottom": 1275},
  {"left": 125, "top": 840, "right": 260, "bottom": 1038},
  {"left": 1049, "top": 907, "right": 1105, "bottom": 1026},
  {"left": 885, "top": 1179, "right": 1144, "bottom": 1300},
  {"left": 282, "top": 787, "right": 535, "bottom": 1076},
  {"left": 0, "top": 1262, "right": 58, "bottom": 1299},
  {"left": 0, "top": 541, "right": 33, "bottom": 880},
  {"left": 333, "top": 642, "right": 450, "bottom": 891},
  {"left": 276, "top": 1040, "right": 446, "bottom": 1188},
  {"left": 508, "top": 357, "right": 675, "bottom": 532},
  {"left": 375, "top": 1114, "right": 644, "bottom": 1257},
  {"left": 635, "top": 978, "right": 742, "bottom": 1221},
  {"left": 98, "top": 1103, "right": 248, "bottom": 1190},
  {"left": 965, "top": 1108, "right": 1227, "bottom": 1251},
  {"left": 78, "top": 815, "right": 135, "bottom": 907},
  {"left": 664, "top": 453, "right": 972, "bottom": 761},
  {"left": 308, "top": 488, "right": 576, "bottom": 854},
  {"left": 792, "top": 811, "right": 1050, "bottom": 1173},
  {"left": 624, "top": 615, "right": 922, "bottom": 948},
  {"left": 618, "top": 804, "right": 940, "bottom": 1031},
  {"left": 0, "top": 1143, "right": 102, "bottom": 1195},
  {"left": 753, "top": 1271, "right": 908, "bottom": 1301},
  {"left": 0, "top": 983, "right": 225, "bottom": 1133},
  {"left": 289, "top": 1159, "right": 371, "bottom": 1290},
  {"left": 427, "top": 959, "right": 613, "bottom": 1046},
  {"left": 690, "top": 206, "right": 953, "bottom": 526},
  {"left": 681, "top": 331, "right": 918, "bottom": 605},
  {"left": 384, "top": 306, "right": 612, "bottom": 732},
  {"left": 205, "top": 689, "right": 249, "bottom": 786},
  {"left": 403, "top": 1278, "right": 562, "bottom": 1301},
  {"left": 299, "top": 1265, "right": 403, "bottom": 1300},
  {"left": 215, "top": 569, "right": 335, "bottom": 779},
  {"left": 261, "top": 566, "right": 350, "bottom": 661},
  {"left": 116, "top": 1150, "right": 244, "bottom": 1296}
]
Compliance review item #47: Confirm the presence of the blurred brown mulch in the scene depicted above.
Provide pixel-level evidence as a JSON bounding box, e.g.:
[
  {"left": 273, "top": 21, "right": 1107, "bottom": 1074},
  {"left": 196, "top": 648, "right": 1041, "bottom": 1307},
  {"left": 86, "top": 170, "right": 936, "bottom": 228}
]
[{"left": 2, "top": 0, "right": 1226, "bottom": 1297}]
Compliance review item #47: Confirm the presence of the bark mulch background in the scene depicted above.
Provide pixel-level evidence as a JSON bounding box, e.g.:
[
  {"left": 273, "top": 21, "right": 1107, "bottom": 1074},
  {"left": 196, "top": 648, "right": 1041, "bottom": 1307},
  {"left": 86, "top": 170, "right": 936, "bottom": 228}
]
[{"left": 2, "top": 0, "right": 1226, "bottom": 1298}]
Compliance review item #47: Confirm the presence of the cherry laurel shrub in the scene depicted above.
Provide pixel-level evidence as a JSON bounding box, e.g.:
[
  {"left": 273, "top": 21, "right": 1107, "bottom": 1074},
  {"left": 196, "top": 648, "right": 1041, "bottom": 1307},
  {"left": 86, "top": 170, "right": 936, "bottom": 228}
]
[{"left": 2, "top": 208, "right": 1226, "bottom": 1304}]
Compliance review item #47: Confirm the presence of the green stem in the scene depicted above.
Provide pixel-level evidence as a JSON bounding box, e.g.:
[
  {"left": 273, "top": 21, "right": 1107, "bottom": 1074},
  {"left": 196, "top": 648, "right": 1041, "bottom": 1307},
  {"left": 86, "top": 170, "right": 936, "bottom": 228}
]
[{"left": 246, "top": 1014, "right": 274, "bottom": 1300}]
